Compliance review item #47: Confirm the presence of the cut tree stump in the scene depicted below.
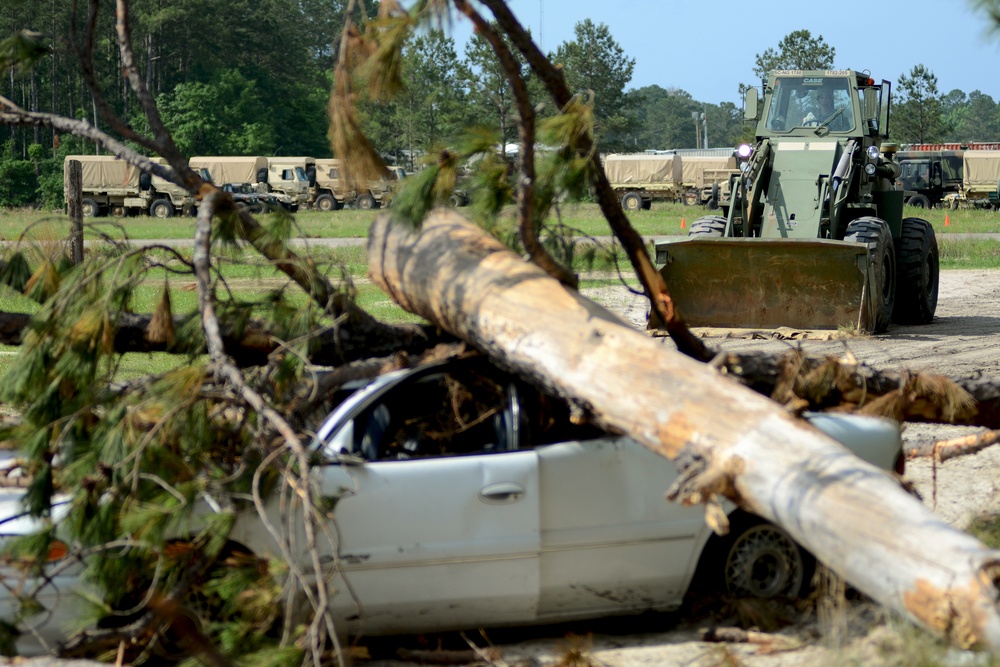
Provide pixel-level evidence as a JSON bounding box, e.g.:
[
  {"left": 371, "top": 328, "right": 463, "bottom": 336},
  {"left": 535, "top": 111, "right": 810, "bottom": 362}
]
[{"left": 368, "top": 209, "right": 1000, "bottom": 651}]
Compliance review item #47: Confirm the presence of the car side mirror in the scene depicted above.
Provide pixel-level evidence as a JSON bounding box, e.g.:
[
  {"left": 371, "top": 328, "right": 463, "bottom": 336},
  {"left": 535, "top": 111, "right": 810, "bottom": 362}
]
[
  {"left": 863, "top": 88, "right": 878, "bottom": 122},
  {"left": 744, "top": 87, "right": 759, "bottom": 121}
]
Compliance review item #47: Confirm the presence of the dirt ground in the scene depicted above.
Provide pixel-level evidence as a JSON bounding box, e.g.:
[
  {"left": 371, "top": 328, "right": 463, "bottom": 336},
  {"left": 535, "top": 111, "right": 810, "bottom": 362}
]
[{"left": 364, "top": 269, "right": 1000, "bottom": 667}]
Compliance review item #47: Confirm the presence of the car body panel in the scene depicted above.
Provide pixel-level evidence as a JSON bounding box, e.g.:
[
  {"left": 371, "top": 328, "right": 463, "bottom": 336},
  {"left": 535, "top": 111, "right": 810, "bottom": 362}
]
[{"left": 0, "top": 358, "right": 904, "bottom": 651}]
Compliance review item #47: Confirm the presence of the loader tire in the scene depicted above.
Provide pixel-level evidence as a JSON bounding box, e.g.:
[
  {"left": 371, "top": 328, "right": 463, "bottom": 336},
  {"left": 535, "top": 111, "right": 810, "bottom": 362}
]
[
  {"left": 845, "top": 217, "right": 896, "bottom": 334},
  {"left": 893, "top": 217, "right": 939, "bottom": 325},
  {"left": 688, "top": 215, "right": 727, "bottom": 237}
]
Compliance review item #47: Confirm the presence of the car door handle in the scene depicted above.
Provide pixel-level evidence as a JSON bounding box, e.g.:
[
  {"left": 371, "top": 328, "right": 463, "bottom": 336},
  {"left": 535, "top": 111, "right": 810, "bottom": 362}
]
[{"left": 479, "top": 482, "right": 524, "bottom": 504}]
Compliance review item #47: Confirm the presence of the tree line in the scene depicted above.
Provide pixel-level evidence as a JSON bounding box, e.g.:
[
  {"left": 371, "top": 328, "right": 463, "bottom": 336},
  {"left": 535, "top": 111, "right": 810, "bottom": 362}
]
[{"left": 0, "top": 4, "right": 997, "bottom": 209}]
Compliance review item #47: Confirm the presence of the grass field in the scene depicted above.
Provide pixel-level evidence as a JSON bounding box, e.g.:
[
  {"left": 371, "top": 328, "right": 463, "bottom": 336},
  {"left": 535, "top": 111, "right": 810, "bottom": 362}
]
[{"left": 4, "top": 201, "right": 998, "bottom": 242}]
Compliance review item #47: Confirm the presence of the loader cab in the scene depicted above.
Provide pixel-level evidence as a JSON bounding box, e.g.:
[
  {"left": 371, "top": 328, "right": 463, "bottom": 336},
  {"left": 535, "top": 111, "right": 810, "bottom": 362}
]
[{"left": 762, "top": 73, "right": 857, "bottom": 135}]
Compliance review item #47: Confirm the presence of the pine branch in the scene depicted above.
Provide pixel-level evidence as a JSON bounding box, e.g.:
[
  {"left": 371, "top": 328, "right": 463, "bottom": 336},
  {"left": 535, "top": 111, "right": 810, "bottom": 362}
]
[{"left": 478, "top": 0, "right": 711, "bottom": 362}]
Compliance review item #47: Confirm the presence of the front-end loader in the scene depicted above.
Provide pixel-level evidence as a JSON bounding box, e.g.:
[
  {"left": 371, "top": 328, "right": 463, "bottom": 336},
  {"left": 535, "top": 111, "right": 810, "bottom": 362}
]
[{"left": 651, "top": 70, "right": 939, "bottom": 333}]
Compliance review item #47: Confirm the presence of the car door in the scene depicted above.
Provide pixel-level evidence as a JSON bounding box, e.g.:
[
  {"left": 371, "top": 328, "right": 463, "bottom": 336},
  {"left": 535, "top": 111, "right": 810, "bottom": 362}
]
[
  {"left": 535, "top": 436, "right": 707, "bottom": 620},
  {"left": 316, "top": 366, "right": 541, "bottom": 635}
]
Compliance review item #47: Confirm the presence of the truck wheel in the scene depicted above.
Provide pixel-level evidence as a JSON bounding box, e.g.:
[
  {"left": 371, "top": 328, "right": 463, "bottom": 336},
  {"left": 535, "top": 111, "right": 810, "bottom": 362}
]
[
  {"left": 315, "top": 194, "right": 339, "bottom": 212},
  {"left": 950, "top": 197, "right": 960, "bottom": 211},
  {"left": 683, "top": 190, "right": 700, "bottom": 206},
  {"left": 356, "top": 193, "right": 377, "bottom": 210},
  {"left": 621, "top": 192, "right": 643, "bottom": 211},
  {"left": 81, "top": 198, "right": 99, "bottom": 217},
  {"left": 845, "top": 217, "right": 896, "bottom": 333},
  {"left": 689, "top": 215, "right": 727, "bottom": 237},
  {"left": 908, "top": 194, "right": 931, "bottom": 209},
  {"left": 892, "top": 217, "right": 939, "bottom": 325},
  {"left": 111, "top": 205, "right": 126, "bottom": 217},
  {"left": 150, "top": 199, "right": 174, "bottom": 218}
]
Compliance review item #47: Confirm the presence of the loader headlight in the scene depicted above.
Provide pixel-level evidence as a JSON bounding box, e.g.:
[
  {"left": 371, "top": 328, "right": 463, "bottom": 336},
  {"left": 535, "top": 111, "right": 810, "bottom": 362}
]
[
  {"left": 866, "top": 145, "right": 880, "bottom": 160},
  {"left": 737, "top": 144, "right": 753, "bottom": 159},
  {"left": 864, "top": 163, "right": 877, "bottom": 176}
]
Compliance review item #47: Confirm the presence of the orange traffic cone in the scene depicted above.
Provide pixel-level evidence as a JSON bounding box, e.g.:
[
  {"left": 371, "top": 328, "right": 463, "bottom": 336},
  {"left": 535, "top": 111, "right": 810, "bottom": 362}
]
[
  {"left": 945, "top": 214, "right": 951, "bottom": 227},
  {"left": 680, "top": 217, "right": 686, "bottom": 229}
]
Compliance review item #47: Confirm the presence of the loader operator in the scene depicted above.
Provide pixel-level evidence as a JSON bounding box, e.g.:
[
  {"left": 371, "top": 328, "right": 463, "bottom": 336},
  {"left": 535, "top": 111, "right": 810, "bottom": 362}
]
[{"left": 803, "top": 82, "right": 853, "bottom": 131}]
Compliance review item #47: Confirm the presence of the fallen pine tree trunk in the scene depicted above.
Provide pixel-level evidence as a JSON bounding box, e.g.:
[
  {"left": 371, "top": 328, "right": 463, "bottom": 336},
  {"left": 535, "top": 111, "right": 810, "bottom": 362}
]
[{"left": 368, "top": 209, "right": 1000, "bottom": 651}]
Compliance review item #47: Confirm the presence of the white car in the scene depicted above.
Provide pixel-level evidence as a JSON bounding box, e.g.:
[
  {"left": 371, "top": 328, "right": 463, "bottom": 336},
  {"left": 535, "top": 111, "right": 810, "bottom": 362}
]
[{"left": 1, "top": 356, "right": 903, "bottom": 653}]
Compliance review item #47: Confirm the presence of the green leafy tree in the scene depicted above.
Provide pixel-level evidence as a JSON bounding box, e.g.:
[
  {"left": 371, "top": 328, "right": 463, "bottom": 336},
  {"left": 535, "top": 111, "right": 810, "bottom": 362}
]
[
  {"left": 551, "top": 19, "right": 636, "bottom": 152},
  {"left": 627, "top": 85, "right": 698, "bottom": 150},
  {"left": 940, "top": 88, "right": 969, "bottom": 141},
  {"left": 752, "top": 29, "right": 836, "bottom": 80},
  {"left": 961, "top": 90, "right": 1000, "bottom": 141},
  {"left": 461, "top": 29, "right": 528, "bottom": 148},
  {"left": 893, "top": 64, "right": 945, "bottom": 144},
  {"left": 157, "top": 69, "right": 276, "bottom": 155}
]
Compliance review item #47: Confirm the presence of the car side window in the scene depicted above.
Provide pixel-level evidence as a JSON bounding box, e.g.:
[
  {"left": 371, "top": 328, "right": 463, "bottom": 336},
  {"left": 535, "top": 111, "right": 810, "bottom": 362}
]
[{"left": 355, "top": 369, "right": 509, "bottom": 460}]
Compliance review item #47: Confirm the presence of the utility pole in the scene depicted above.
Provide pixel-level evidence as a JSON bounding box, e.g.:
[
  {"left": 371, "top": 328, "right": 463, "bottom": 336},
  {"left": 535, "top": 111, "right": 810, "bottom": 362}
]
[{"left": 691, "top": 111, "right": 699, "bottom": 149}]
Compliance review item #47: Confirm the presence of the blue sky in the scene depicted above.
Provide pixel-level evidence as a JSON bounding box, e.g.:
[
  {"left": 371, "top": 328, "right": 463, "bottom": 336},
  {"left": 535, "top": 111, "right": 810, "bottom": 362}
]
[{"left": 448, "top": 0, "right": 1000, "bottom": 105}]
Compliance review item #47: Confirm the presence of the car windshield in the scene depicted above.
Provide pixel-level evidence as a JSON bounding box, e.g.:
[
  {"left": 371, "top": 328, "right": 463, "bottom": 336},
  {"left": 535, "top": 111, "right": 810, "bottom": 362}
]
[{"left": 765, "top": 76, "right": 856, "bottom": 132}]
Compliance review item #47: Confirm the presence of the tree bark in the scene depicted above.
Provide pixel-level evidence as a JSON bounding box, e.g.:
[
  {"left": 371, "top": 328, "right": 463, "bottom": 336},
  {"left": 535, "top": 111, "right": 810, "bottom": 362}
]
[{"left": 367, "top": 208, "right": 1000, "bottom": 651}]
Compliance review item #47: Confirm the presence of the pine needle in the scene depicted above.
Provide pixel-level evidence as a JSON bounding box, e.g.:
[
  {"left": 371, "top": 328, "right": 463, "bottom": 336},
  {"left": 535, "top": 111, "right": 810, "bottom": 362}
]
[
  {"left": 146, "top": 281, "right": 176, "bottom": 346},
  {"left": 0, "top": 251, "right": 32, "bottom": 291}
]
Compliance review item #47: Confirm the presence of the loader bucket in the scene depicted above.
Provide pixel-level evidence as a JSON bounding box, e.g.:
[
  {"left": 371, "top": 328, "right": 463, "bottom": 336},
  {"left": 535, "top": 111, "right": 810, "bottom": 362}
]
[{"left": 651, "top": 237, "right": 878, "bottom": 332}]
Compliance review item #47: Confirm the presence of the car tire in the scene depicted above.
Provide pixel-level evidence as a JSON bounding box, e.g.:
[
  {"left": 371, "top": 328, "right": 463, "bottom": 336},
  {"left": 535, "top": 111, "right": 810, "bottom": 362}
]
[
  {"left": 720, "top": 516, "right": 814, "bottom": 599},
  {"left": 688, "top": 215, "right": 727, "bottom": 237},
  {"left": 892, "top": 217, "right": 939, "bottom": 325},
  {"left": 150, "top": 199, "right": 174, "bottom": 218},
  {"left": 356, "top": 193, "right": 377, "bottom": 210},
  {"left": 621, "top": 192, "right": 643, "bottom": 211},
  {"left": 908, "top": 194, "right": 931, "bottom": 209},
  {"left": 81, "top": 198, "right": 99, "bottom": 217},
  {"left": 845, "top": 216, "right": 896, "bottom": 333}
]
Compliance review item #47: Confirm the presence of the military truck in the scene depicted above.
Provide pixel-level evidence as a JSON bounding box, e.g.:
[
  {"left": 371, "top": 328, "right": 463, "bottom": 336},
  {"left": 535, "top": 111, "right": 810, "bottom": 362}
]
[
  {"left": 190, "top": 156, "right": 297, "bottom": 212},
  {"left": 956, "top": 150, "right": 1000, "bottom": 210},
  {"left": 893, "top": 150, "right": 964, "bottom": 208},
  {"left": 652, "top": 69, "right": 939, "bottom": 334},
  {"left": 265, "top": 156, "right": 313, "bottom": 209},
  {"left": 678, "top": 154, "right": 739, "bottom": 208},
  {"left": 64, "top": 155, "right": 195, "bottom": 218},
  {"left": 308, "top": 158, "right": 356, "bottom": 211},
  {"left": 306, "top": 158, "right": 397, "bottom": 211},
  {"left": 605, "top": 153, "right": 683, "bottom": 210}
]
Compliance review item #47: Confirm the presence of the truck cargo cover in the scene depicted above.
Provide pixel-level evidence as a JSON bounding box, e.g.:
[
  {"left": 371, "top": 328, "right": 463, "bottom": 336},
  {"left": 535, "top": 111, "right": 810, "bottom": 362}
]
[{"left": 604, "top": 154, "right": 682, "bottom": 185}]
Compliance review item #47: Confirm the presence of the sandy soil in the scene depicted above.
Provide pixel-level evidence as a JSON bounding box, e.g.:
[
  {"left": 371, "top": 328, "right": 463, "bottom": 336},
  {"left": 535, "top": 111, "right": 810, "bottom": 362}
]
[{"left": 364, "top": 269, "right": 1000, "bottom": 667}]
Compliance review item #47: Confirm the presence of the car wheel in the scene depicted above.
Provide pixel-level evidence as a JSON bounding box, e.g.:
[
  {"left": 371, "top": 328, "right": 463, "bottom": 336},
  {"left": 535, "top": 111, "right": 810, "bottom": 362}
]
[{"left": 721, "top": 518, "right": 813, "bottom": 598}]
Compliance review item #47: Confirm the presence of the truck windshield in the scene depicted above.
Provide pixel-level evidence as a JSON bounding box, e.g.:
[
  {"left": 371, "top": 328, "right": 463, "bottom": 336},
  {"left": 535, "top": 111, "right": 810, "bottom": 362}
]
[{"left": 765, "top": 77, "right": 856, "bottom": 133}]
